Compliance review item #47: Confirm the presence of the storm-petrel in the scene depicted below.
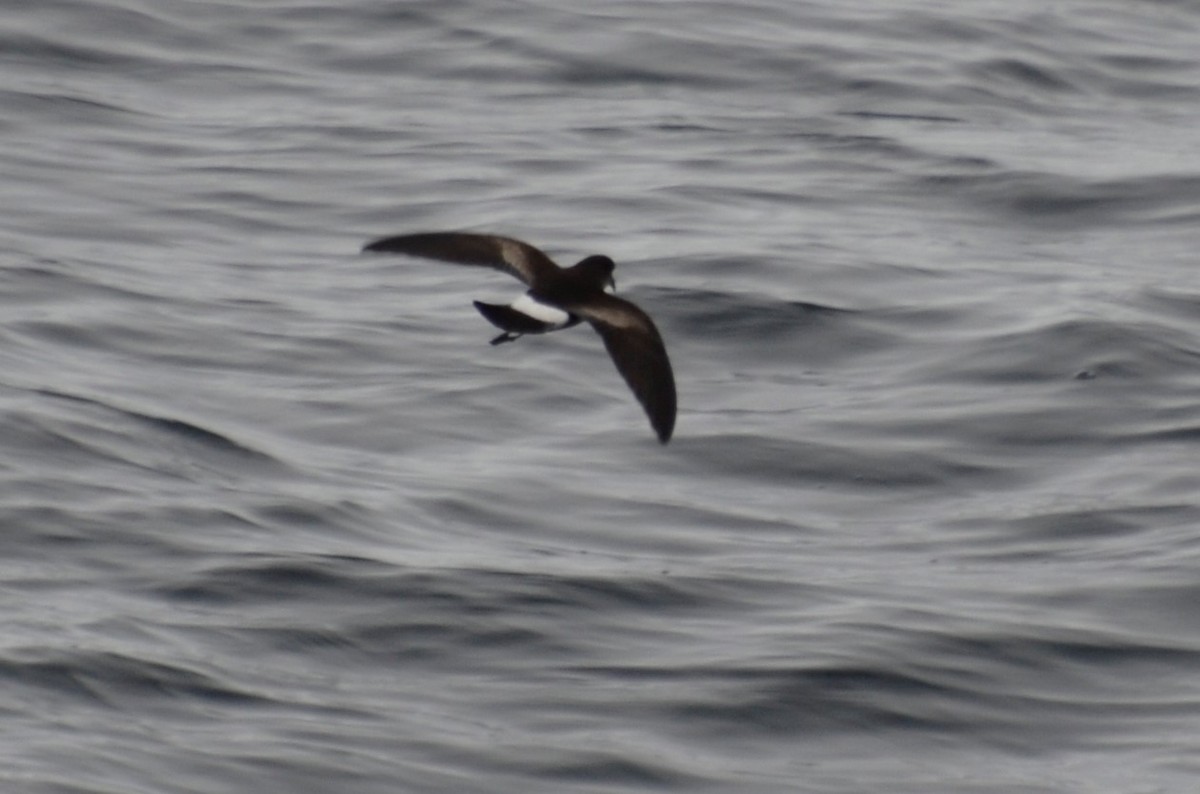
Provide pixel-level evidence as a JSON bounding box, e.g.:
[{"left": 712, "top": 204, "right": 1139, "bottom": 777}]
[{"left": 361, "top": 232, "right": 676, "bottom": 443}]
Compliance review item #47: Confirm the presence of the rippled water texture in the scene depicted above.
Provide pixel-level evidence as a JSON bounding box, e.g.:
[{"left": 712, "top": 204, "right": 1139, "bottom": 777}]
[{"left": 3, "top": 0, "right": 1200, "bottom": 791}]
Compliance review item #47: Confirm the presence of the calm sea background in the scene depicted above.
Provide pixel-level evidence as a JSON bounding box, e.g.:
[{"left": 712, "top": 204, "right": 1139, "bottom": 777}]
[{"left": 3, "top": 1, "right": 1200, "bottom": 792}]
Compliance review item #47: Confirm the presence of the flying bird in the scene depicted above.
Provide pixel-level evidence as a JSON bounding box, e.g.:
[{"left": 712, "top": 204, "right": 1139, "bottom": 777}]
[{"left": 361, "top": 232, "right": 676, "bottom": 443}]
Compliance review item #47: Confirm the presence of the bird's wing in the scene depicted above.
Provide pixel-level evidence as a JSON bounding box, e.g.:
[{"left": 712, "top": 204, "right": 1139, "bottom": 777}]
[
  {"left": 361, "top": 232, "right": 560, "bottom": 286},
  {"left": 568, "top": 293, "right": 676, "bottom": 444}
]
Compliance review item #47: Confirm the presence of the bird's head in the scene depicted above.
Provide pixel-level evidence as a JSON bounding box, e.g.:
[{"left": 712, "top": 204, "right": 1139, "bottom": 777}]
[{"left": 575, "top": 255, "right": 617, "bottom": 292}]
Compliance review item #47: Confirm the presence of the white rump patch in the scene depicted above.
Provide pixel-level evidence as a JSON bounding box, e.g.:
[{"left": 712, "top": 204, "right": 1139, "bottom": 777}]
[{"left": 511, "top": 294, "right": 571, "bottom": 327}]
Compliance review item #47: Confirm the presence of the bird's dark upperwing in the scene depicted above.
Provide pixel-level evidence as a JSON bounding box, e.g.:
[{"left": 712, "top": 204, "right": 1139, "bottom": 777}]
[
  {"left": 361, "top": 232, "right": 561, "bottom": 287},
  {"left": 568, "top": 293, "right": 676, "bottom": 444}
]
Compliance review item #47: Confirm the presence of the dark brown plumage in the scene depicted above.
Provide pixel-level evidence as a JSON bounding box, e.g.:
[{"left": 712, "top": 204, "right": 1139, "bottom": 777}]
[{"left": 362, "top": 232, "right": 676, "bottom": 443}]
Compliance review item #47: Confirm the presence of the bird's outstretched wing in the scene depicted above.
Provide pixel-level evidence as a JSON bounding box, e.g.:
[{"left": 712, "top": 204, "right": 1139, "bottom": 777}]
[
  {"left": 362, "top": 232, "right": 561, "bottom": 286},
  {"left": 568, "top": 293, "right": 676, "bottom": 443}
]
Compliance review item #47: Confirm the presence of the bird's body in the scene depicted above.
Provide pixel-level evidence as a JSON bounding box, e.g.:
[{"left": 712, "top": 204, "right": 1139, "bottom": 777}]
[{"left": 361, "top": 232, "right": 676, "bottom": 443}]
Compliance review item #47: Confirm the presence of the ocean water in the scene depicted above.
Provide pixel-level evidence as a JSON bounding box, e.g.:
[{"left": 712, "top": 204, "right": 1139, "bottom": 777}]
[{"left": 3, "top": 0, "right": 1200, "bottom": 791}]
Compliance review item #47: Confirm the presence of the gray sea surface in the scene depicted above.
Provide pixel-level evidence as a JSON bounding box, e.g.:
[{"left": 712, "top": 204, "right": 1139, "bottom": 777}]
[{"left": 3, "top": 1, "right": 1200, "bottom": 792}]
